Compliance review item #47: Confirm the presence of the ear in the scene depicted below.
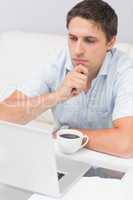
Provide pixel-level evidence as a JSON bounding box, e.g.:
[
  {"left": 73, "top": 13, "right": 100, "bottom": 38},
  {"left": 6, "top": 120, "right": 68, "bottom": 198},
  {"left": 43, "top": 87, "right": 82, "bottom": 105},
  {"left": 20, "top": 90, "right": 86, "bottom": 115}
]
[{"left": 107, "top": 36, "right": 116, "bottom": 51}]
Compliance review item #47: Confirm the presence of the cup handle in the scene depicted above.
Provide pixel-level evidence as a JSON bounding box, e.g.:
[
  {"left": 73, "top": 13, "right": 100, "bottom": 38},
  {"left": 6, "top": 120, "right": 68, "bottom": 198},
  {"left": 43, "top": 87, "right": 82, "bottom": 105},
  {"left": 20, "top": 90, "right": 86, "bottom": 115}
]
[{"left": 80, "top": 135, "right": 89, "bottom": 148}]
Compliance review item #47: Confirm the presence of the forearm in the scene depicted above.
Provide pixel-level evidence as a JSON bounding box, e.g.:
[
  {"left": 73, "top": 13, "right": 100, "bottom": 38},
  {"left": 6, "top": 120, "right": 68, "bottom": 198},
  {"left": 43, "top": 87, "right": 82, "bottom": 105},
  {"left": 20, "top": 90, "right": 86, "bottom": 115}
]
[
  {"left": 77, "top": 128, "right": 133, "bottom": 158},
  {"left": 0, "top": 91, "right": 60, "bottom": 124}
]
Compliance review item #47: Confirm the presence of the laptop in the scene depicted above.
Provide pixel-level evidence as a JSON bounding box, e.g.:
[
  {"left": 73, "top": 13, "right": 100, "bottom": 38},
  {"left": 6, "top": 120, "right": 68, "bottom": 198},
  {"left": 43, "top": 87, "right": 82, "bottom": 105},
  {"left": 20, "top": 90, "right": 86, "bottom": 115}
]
[{"left": 0, "top": 120, "right": 90, "bottom": 198}]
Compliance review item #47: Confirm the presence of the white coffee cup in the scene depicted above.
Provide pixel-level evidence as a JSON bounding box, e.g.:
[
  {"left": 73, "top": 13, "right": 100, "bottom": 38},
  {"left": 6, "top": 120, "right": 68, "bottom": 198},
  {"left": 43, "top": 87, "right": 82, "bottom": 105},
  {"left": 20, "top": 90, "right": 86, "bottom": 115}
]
[{"left": 56, "top": 129, "right": 89, "bottom": 154}]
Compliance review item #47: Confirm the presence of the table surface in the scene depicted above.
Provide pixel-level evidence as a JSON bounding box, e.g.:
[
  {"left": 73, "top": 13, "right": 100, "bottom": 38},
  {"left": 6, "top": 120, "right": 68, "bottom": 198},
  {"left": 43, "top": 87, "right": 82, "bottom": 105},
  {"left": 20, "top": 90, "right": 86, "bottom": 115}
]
[
  {"left": 0, "top": 120, "right": 129, "bottom": 200},
  {"left": 28, "top": 176, "right": 124, "bottom": 200},
  {"left": 55, "top": 143, "right": 133, "bottom": 173},
  {"left": 28, "top": 120, "right": 133, "bottom": 173},
  {"left": 0, "top": 119, "right": 133, "bottom": 200}
]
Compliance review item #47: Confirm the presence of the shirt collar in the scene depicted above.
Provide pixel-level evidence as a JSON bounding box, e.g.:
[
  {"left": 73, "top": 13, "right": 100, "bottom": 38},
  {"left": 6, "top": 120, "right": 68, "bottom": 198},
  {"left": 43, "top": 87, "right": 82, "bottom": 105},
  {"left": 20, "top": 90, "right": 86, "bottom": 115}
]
[{"left": 97, "top": 49, "right": 114, "bottom": 77}]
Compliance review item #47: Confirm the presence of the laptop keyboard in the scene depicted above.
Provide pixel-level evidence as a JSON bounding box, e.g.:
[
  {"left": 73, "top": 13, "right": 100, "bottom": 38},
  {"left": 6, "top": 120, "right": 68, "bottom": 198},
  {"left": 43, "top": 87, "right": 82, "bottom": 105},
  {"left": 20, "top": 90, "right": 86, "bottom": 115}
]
[{"left": 57, "top": 172, "right": 65, "bottom": 180}]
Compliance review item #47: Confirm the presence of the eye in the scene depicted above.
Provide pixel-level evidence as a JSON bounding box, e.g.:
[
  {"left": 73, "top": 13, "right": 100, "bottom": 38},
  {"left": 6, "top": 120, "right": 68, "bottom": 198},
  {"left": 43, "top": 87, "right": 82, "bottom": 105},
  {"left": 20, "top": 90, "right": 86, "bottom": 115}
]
[
  {"left": 69, "top": 35, "right": 77, "bottom": 42},
  {"left": 84, "top": 38, "right": 96, "bottom": 44}
]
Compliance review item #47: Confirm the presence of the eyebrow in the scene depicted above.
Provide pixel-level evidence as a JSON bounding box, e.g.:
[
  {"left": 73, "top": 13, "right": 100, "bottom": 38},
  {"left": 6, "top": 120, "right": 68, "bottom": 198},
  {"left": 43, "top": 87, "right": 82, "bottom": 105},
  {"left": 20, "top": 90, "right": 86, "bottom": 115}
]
[{"left": 68, "top": 33, "right": 98, "bottom": 40}]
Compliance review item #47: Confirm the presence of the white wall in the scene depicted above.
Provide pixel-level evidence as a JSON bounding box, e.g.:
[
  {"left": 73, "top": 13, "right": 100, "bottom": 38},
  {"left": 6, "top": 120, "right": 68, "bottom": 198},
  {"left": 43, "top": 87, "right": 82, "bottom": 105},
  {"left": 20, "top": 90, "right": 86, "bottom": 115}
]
[{"left": 0, "top": 0, "right": 132, "bottom": 43}]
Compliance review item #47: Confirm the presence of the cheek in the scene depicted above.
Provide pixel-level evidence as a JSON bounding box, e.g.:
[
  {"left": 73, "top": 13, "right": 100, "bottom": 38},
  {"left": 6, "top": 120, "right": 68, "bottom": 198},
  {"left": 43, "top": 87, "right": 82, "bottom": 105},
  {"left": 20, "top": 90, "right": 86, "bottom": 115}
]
[
  {"left": 87, "top": 44, "right": 107, "bottom": 58},
  {"left": 85, "top": 45, "right": 107, "bottom": 66}
]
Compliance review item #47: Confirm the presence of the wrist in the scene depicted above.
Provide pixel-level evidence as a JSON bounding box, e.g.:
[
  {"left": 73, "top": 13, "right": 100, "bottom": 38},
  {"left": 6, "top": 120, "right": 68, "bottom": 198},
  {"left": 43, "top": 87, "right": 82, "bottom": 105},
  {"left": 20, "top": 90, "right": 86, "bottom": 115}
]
[{"left": 54, "top": 90, "right": 65, "bottom": 103}]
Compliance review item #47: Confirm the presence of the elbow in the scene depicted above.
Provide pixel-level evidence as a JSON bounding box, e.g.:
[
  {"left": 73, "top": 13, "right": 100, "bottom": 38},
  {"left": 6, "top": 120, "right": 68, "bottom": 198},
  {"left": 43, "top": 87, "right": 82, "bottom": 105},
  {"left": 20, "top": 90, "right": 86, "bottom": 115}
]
[{"left": 116, "top": 139, "right": 133, "bottom": 158}]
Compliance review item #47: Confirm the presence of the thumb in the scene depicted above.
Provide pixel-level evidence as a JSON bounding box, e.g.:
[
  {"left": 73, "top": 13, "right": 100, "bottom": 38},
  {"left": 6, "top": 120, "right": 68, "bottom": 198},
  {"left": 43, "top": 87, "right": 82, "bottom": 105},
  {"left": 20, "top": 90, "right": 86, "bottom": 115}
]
[{"left": 74, "top": 65, "right": 89, "bottom": 76}]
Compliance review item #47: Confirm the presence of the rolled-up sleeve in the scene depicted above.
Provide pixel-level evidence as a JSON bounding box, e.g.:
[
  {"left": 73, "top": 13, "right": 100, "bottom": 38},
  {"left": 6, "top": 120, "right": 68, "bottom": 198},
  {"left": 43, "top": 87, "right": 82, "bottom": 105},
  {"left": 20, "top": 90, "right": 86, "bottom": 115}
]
[{"left": 112, "top": 66, "right": 133, "bottom": 121}]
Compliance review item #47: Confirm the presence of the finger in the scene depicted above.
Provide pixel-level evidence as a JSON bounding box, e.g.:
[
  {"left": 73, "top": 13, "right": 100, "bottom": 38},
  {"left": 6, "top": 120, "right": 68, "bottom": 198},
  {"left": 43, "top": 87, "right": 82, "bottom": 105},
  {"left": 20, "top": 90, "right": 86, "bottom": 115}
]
[
  {"left": 70, "top": 77, "right": 85, "bottom": 88},
  {"left": 67, "top": 70, "right": 88, "bottom": 83},
  {"left": 71, "top": 88, "right": 81, "bottom": 96},
  {"left": 74, "top": 65, "right": 89, "bottom": 76},
  {"left": 72, "top": 71, "right": 88, "bottom": 81}
]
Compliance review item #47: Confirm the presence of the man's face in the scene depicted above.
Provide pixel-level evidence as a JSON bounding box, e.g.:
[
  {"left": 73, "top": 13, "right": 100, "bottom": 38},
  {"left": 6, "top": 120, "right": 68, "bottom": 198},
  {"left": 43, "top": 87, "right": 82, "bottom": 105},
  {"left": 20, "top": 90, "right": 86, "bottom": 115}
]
[{"left": 68, "top": 17, "right": 116, "bottom": 78}]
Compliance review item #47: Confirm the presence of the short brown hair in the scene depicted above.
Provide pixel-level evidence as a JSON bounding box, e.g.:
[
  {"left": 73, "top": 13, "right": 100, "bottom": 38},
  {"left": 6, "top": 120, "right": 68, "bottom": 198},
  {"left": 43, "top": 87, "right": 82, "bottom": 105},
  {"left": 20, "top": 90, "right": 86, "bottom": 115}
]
[{"left": 66, "top": 0, "right": 118, "bottom": 42}]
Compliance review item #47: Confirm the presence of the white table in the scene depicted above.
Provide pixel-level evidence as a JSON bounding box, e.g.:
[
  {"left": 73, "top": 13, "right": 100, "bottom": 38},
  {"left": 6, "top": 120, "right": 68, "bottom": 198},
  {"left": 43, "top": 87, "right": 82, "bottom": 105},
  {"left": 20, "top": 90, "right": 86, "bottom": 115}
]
[
  {"left": 28, "top": 120, "right": 133, "bottom": 173},
  {"left": 1, "top": 120, "right": 133, "bottom": 200},
  {"left": 28, "top": 146, "right": 133, "bottom": 200},
  {"left": 55, "top": 143, "right": 133, "bottom": 173},
  {"left": 28, "top": 177, "right": 125, "bottom": 200},
  {"left": 27, "top": 121, "right": 133, "bottom": 200},
  {"left": 1, "top": 146, "right": 131, "bottom": 200}
]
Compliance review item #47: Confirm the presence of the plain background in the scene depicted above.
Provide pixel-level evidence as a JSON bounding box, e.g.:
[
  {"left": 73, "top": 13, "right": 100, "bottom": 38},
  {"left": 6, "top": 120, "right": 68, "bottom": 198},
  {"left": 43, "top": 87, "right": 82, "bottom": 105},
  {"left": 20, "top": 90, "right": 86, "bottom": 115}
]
[{"left": 0, "top": 0, "right": 132, "bottom": 43}]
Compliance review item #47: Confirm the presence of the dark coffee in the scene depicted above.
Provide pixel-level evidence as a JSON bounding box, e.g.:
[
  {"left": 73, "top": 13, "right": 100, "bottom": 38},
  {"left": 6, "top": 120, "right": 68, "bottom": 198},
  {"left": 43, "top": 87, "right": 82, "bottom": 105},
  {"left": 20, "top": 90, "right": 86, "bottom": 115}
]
[{"left": 60, "top": 134, "right": 79, "bottom": 139}]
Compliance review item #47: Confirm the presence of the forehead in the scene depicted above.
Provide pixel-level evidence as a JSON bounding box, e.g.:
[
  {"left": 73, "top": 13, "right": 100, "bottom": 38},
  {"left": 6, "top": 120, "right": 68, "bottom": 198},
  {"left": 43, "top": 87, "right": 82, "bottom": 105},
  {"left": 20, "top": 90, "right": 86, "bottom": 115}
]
[{"left": 68, "top": 17, "right": 104, "bottom": 38}]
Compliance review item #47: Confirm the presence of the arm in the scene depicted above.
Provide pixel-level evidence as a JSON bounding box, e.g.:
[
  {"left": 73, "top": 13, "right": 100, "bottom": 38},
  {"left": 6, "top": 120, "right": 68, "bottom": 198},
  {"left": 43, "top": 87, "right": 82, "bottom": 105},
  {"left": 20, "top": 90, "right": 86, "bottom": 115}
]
[
  {"left": 76, "top": 66, "right": 133, "bottom": 158},
  {"left": 0, "top": 90, "right": 60, "bottom": 124},
  {"left": 77, "top": 117, "right": 133, "bottom": 158},
  {"left": 0, "top": 65, "right": 89, "bottom": 125}
]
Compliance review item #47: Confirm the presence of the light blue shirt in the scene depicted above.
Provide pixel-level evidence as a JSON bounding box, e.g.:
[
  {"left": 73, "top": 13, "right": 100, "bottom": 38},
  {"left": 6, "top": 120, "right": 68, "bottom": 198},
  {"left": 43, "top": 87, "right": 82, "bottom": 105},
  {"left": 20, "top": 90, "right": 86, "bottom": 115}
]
[{"left": 3, "top": 47, "right": 133, "bottom": 129}]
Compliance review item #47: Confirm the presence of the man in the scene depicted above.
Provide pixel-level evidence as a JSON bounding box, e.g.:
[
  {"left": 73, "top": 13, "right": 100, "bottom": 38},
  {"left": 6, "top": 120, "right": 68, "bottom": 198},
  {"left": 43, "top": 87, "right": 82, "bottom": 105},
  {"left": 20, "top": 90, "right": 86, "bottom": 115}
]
[{"left": 0, "top": 0, "right": 133, "bottom": 158}]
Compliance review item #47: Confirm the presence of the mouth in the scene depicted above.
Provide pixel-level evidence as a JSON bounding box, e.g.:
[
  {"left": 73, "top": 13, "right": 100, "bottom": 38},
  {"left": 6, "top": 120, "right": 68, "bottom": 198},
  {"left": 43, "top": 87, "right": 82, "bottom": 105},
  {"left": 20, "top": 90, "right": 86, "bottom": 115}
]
[{"left": 73, "top": 58, "right": 88, "bottom": 65}]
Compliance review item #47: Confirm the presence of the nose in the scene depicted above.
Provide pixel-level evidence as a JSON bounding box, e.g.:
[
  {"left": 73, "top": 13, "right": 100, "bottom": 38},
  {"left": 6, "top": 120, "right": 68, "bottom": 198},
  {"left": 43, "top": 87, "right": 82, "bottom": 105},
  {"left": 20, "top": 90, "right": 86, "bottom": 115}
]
[{"left": 75, "top": 40, "right": 84, "bottom": 57}]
